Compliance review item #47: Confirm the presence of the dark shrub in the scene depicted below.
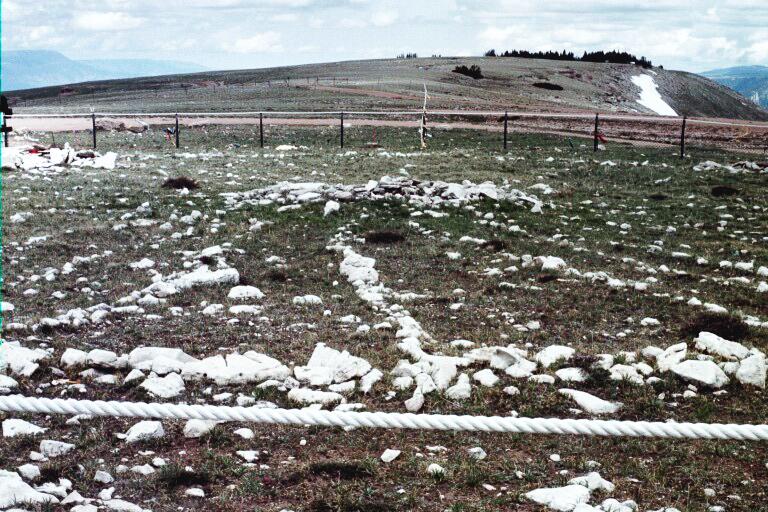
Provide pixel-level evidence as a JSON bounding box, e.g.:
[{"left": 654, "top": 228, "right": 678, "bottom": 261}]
[
  {"left": 680, "top": 312, "right": 750, "bottom": 341},
  {"left": 453, "top": 65, "right": 484, "bottom": 79},
  {"left": 162, "top": 176, "right": 199, "bottom": 190},
  {"left": 365, "top": 230, "right": 405, "bottom": 244}
]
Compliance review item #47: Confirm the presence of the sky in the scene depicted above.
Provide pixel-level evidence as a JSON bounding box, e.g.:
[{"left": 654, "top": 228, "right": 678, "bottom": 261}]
[{"left": 2, "top": 0, "right": 768, "bottom": 73}]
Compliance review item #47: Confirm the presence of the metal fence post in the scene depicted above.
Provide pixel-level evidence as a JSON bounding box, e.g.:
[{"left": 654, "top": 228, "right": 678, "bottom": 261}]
[
  {"left": 503, "top": 111, "right": 508, "bottom": 150},
  {"left": 92, "top": 113, "right": 97, "bottom": 149},
  {"left": 340, "top": 111, "right": 344, "bottom": 148},
  {"left": 175, "top": 114, "right": 180, "bottom": 148},
  {"left": 680, "top": 115, "right": 687, "bottom": 159},
  {"left": 593, "top": 113, "right": 599, "bottom": 152},
  {"left": 259, "top": 113, "right": 264, "bottom": 148}
]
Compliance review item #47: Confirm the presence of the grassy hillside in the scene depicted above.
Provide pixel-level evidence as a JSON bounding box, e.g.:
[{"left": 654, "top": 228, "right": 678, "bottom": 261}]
[{"left": 7, "top": 56, "right": 768, "bottom": 120}]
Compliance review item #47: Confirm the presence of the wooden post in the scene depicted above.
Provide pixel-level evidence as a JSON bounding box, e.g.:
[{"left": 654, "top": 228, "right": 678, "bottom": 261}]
[
  {"left": 503, "top": 111, "right": 508, "bottom": 150},
  {"left": 593, "top": 113, "right": 599, "bottom": 152},
  {"left": 340, "top": 112, "right": 345, "bottom": 148},
  {"left": 175, "top": 114, "right": 180, "bottom": 148},
  {"left": 680, "top": 115, "right": 687, "bottom": 159},
  {"left": 2, "top": 116, "right": 9, "bottom": 148},
  {"left": 92, "top": 113, "right": 97, "bottom": 149},
  {"left": 259, "top": 113, "right": 264, "bottom": 148}
]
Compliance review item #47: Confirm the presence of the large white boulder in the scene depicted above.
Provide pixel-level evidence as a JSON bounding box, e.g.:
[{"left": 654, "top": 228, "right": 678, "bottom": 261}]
[
  {"left": 0, "top": 470, "right": 58, "bottom": 507},
  {"left": 671, "top": 360, "right": 729, "bottom": 388},
  {"left": 735, "top": 351, "right": 766, "bottom": 388},
  {"left": 694, "top": 332, "right": 750, "bottom": 360},
  {"left": 525, "top": 484, "right": 591, "bottom": 511}
]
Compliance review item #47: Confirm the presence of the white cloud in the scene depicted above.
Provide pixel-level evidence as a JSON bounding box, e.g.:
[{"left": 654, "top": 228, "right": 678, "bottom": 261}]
[
  {"left": 371, "top": 10, "right": 399, "bottom": 27},
  {"left": 1, "top": 0, "right": 24, "bottom": 21},
  {"left": 339, "top": 18, "right": 367, "bottom": 29},
  {"left": 73, "top": 12, "right": 146, "bottom": 31},
  {"left": 270, "top": 13, "right": 299, "bottom": 22},
  {"left": 2, "top": 0, "right": 768, "bottom": 72},
  {"left": 477, "top": 26, "right": 516, "bottom": 48},
  {"left": 228, "top": 32, "right": 283, "bottom": 53}
]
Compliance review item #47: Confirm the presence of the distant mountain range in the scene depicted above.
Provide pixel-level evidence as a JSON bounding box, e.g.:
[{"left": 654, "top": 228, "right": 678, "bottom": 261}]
[
  {"left": 1, "top": 50, "right": 207, "bottom": 91},
  {"left": 701, "top": 65, "right": 768, "bottom": 109}
]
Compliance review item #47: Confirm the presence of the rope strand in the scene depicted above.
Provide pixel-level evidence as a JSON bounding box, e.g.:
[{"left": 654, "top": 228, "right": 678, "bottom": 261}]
[{"left": 1, "top": 395, "right": 767, "bottom": 440}]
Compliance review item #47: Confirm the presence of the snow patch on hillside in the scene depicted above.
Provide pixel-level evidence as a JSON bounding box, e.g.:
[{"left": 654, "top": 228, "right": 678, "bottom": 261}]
[{"left": 631, "top": 74, "right": 678, "bottom": 116}]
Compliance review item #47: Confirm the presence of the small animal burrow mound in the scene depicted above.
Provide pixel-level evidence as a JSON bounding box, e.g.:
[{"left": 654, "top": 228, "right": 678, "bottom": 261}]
[
  {"left": 162, "top": 176, "right": 200, "bottom": 190},
  {"left": 364, "top": 230, "right": 406, "bottom": 244},
  {"left": 680, "top": 312, "right": 750, "bottom": 341},
  {"left": 710, "top": 185, "right": 738, "bottom": 197}
]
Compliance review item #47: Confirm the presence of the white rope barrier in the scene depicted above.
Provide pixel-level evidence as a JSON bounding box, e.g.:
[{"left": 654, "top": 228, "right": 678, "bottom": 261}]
[{"left": 1, "top": 395, "right": 767, "bottom": 440}]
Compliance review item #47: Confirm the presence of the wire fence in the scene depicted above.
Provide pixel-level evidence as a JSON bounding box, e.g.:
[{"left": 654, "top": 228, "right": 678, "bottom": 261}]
[{"left": 4, "top": 110, "right": 768, "bottom": 157}]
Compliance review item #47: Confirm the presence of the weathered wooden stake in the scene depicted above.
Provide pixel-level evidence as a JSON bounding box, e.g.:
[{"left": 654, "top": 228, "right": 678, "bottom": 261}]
[
  {"left": 92, "top": 113, "right": 97, "bottom": 149},
  {"left": 680, "top": 116, "right": 687, "bottom": 159},
  {"left": 2, "top": 116, "right": 9, "bottom": 148},
  {"left": 259, "top": 113, "right": 264, "bottom": 148},
  {"left": 175, "top": 114, "right": 180, "bottom": 148},
  {"left": 340, "top": 112, "right": 345, "bottom": 148},
  {"left": 503, "top": 111, "right": 508, "bottom": 150},
  {"left": 593, "top": 114, "right": 599, "bottom": 152}
]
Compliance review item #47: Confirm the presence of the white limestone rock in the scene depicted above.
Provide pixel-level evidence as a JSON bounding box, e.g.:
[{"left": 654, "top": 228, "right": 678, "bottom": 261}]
[
  {"left": 671, "top": 360, "right": 729, "bottom": 388},
  {"left": 39, "top": 440, "right": 75, "bottom": 458},
  {"left": 380, "top": 449, "right": 401, "bottom": 463},
  {"left": 183, "top": 420, "right": 219, "bottom": 438},
  {"left": 3, "top": 419, "right": 47, "bottom": 437},
  {"left": 140, "top": 372, "right": 185, "bottom": 398},
  {"left": 735, "top": 351, "right": 766, "bottom": 388},
  {"left": 559, "top": 389, "right": 622, "bottom": 415},
  {"left": 0, "top": 469, "right": 59, "bottom": 508},
  {"left": 228, "top": 285, "right": 265, "bottom": 300},
  {"left": 445, "top": 373, "right": 471, "bottom": 400},
  {"left": 124, "top": 421, "right": 165, "bottom": 443},
  {"left": 535, "top": 345, "right": 575, "bottom": 368},
  {"left": 525, "top": 484, "right": 591, "bottom": 511},
  {"left": 694, "top": 332, "right": 750, "bottom": 360},
  {"left": 472, "top": 368, "right": 499, "bottom": 387}
]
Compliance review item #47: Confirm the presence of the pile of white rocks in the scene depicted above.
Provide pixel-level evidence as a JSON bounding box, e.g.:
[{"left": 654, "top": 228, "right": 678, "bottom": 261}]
[{"left": 221, "top": 175, "right": 545, "bottom": 212}]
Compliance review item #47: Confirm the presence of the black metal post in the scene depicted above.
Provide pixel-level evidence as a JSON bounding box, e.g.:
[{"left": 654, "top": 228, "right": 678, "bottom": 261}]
[
  {"left": 340, "top": 111, "right": 344, "bottom": 148},
  {"left": 259, "top": 113, "right": 264, "bottom": 148},
  {"left": 175, "top": 114, "right": 180, "bottom": 148},
  {"left": 680, "top": 115, "right": 687, "bottom": 159},
  {"left": 593, "top": 113, "right": 599, "bottom": 152},
  {"left": 503, "top": 111, "right": 508, "bottom": 150},
  {"left": 92, "top": 113, "right": 97, "bottom": 149},
  {"left": 2, "top": 116, "right": 8, "bottom": 148}
]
